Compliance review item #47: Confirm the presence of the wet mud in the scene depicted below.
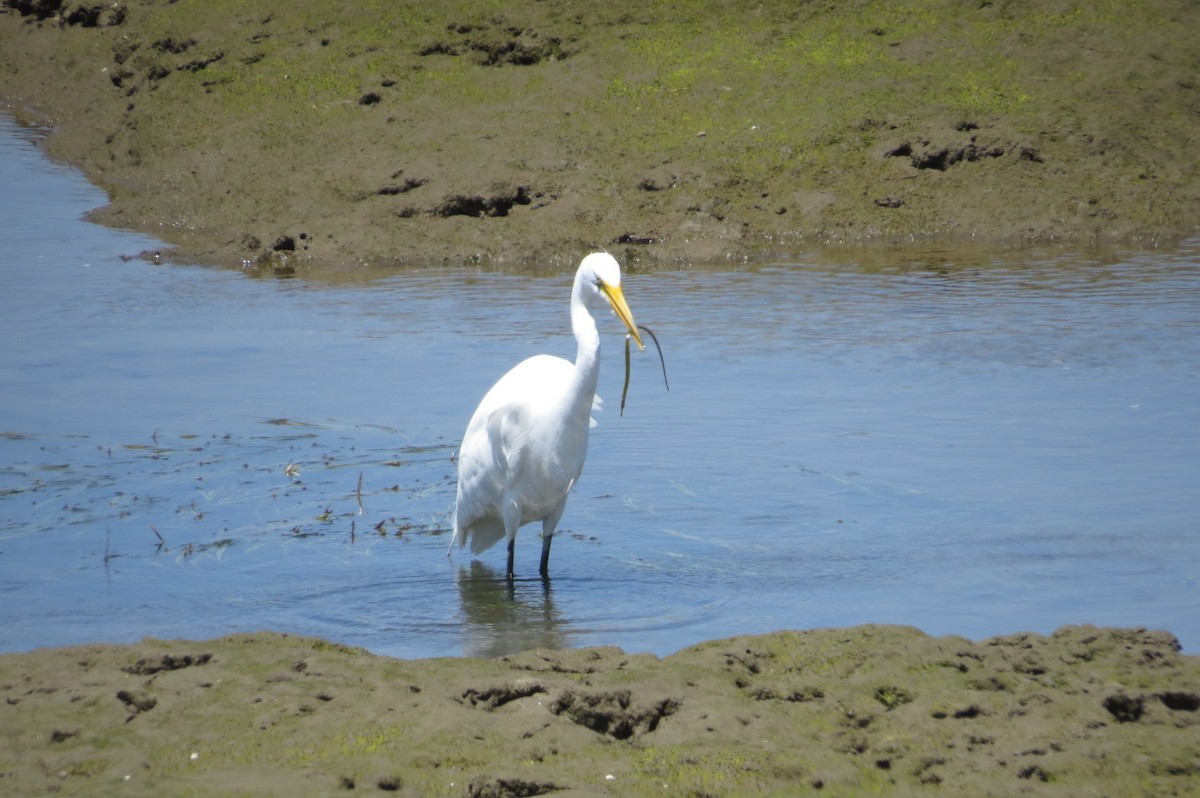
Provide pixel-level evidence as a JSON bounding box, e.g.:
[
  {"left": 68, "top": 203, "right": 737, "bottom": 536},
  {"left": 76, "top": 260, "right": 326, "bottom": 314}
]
[
  {"left": 1, "top": 0, "right": 1197, "bottom": 272},
  {"left": 1, "top": 625, "right": 1197, "bottom": 796}
]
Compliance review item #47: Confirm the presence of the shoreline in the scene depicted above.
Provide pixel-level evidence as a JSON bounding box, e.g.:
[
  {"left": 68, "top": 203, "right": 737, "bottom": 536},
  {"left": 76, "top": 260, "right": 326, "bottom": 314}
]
[
  {"left": 2, "top": 2, "right": 1197, "bottom": 272},
  {"left": 2, "top": 625, "right": 1197, "bottom": 796}
]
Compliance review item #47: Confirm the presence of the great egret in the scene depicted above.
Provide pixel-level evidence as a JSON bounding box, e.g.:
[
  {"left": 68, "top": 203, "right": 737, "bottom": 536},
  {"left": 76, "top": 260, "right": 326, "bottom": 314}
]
[{"left": 450, "top": 252, "right": 644, "bottom": 579}]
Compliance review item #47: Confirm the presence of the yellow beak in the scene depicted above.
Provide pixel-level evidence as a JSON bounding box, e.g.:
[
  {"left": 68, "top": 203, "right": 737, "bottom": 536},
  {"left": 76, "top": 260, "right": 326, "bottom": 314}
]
[{"left": 601, "top": 282, "right": 644, "bottom": 350}]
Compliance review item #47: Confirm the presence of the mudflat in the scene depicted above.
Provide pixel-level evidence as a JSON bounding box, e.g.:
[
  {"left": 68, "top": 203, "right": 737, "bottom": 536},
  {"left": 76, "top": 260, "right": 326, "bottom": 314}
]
[
  {"left": 1, "top": 1, "right": 1197, "bottom": 271},
  {"left": 2, "top": 626, "right": 1198, "bottom": 796}
]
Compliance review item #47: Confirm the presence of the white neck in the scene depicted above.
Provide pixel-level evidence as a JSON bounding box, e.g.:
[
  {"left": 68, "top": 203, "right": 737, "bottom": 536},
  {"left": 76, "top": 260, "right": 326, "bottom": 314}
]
[{"left": 570, "top": 278, "right": 602, "bottom": 408}]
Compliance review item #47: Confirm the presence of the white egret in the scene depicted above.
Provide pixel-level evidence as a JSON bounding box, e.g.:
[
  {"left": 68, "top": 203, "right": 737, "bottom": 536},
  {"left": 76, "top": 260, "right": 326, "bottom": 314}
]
[{"left": 449, "top": 252, "right": 644, "bottom": 579}]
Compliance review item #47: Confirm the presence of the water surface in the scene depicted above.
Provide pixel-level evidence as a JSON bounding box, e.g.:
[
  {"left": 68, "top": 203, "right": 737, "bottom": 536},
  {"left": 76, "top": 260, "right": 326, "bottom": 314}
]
[{"left": 2, "top": 113, "right": 1197, "bottom": 658}]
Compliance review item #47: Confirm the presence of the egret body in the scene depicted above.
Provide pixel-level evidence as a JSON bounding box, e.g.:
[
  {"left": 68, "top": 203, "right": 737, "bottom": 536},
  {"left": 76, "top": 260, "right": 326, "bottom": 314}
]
[{"left": 450, "top": 252, "right": 644, "bottom": 579}]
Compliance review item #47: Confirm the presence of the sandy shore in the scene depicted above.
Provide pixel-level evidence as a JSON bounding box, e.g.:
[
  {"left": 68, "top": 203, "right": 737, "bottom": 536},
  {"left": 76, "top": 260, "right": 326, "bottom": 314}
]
[
  {"left": 1, "top": 1, "right": 1197, "bottom": 272},
  {"left": 2, "top": 625, "right": 1198, "bottom": 796}
]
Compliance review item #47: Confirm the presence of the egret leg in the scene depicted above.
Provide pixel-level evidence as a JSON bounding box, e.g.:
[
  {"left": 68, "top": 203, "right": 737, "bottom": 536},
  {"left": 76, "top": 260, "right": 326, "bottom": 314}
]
[
  {"left": 539, "top": 499, "right": 568, "bottom": 579},
  {"left": 502, "top": 500, "right": 521, "bottom": 581},
  {"left": 539, "top": 532, "right": 553, "bottom": 579}
]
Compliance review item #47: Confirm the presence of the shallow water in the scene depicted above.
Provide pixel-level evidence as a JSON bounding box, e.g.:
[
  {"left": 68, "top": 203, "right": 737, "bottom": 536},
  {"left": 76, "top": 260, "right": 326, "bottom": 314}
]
[{"left": 2, "top": 113, "right": 1197, "bottom": 658}]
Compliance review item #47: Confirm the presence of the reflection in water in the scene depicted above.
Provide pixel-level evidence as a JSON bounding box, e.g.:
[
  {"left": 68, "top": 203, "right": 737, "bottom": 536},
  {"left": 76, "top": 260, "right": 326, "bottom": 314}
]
[{"left": 455, "top": 563, "right": 568, "bottom": 658}]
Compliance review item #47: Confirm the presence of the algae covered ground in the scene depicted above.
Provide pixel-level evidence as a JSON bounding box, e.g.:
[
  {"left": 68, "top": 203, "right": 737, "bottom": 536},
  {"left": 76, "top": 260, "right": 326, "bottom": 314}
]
[
  {"left": 2, "top": 0, "right": 1197, "bottom": 271},
  {"left": 2, "top": 626, "right": 1198, "bottom": 797}
]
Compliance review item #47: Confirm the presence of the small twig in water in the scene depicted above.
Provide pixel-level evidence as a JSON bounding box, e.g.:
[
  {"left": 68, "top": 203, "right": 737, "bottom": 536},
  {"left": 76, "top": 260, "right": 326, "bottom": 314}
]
[{"left": 356, "top": 472, "right": 364, "bottom": 515}]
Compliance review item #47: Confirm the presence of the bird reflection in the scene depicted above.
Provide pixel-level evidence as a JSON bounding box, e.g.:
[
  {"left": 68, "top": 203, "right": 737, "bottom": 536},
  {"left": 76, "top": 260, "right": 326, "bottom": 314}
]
[{"left": 454, "top": 562, "right": 570, "bottom": 658}]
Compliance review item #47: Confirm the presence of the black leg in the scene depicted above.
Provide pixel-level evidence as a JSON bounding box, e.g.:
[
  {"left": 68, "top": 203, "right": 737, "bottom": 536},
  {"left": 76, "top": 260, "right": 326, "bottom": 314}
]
[
  {"left": 539, "top": 530, "right": 553, "bottom": 579},
  {"left": 506, "top": 538, "right": 515, "bottom": 581}
]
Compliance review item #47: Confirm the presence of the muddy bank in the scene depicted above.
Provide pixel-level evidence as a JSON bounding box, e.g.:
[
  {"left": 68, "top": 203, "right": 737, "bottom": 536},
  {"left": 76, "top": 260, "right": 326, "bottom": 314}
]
[
  {"left": 1, "top": 0, "right": 1197, "bottom": 272},
  {"left": 1, "top": 625, "right": 1197, "bottom": 796}
]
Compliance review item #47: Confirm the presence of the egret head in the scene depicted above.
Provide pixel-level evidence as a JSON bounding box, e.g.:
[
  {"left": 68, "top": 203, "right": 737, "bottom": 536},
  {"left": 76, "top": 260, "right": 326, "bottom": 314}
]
[{"left": 579, "top": 252, "right": 644, "bottom": 350}]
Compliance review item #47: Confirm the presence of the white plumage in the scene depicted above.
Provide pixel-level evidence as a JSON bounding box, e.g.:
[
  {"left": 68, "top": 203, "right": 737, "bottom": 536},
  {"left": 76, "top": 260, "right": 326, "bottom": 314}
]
[{"left": 449, "top": 252, "right": 643, "bottom": 579}]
